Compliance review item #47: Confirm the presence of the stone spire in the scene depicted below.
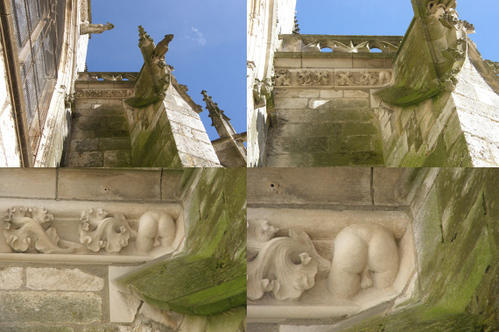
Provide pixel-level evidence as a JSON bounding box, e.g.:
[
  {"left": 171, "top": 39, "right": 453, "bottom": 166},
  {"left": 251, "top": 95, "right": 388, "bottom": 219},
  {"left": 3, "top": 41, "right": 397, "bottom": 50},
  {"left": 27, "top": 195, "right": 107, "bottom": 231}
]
[
  {"left": 201, "top": 90, "right": 247, "bottom": 167},
  {"left": 201, "top": 90, "right": 235, "bottom": 139},
  {"left": 292, "top": 13, "right": 300, "bottom": 34}
]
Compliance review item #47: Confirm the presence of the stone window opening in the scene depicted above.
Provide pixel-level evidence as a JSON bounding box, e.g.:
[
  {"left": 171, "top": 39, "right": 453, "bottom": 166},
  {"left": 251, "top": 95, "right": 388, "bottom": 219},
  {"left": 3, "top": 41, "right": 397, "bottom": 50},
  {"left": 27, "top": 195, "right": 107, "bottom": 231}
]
[{"left": 7, "top": 0, "right": 67, "bottom": 161}]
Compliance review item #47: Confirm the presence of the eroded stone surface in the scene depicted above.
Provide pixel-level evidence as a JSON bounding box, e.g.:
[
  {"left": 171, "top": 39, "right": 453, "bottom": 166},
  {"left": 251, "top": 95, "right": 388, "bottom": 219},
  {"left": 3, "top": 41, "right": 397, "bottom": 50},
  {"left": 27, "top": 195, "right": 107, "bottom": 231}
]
[
  {"left": 0, "top": 267, "right": 23, "bottom": 289},
  {"left": 0, "top": 291, "right": 102, "bottom": 323},
  {"left": 26, "top": 267, "right": 104, "bottom": 291}
]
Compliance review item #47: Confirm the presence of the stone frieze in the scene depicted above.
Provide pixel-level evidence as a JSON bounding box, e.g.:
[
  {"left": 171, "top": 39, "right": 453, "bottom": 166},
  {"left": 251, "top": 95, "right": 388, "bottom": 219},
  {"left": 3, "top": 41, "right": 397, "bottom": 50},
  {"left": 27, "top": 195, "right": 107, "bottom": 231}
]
[
  {"left": 75, "top": 89, "right": 134, "bottom": 99},
  {"left": 0, "top": 205, "right": 182, "bottom": 259},
  {"left": 275, "top": 69, "right": 393, "bottom": 88}
]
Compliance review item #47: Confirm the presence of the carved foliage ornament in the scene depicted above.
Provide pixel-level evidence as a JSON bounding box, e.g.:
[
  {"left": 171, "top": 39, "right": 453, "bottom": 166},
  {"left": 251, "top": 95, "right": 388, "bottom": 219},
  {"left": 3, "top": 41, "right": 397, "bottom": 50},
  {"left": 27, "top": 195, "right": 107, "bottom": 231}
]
[
  {"left": 75, "top": 89, "right": 134, "bottom": 99},
  {"left": 247, "top": 220, "right": 330, "bottom": 301},
  {"left": 80, "top": 209, "right": 133, "bottom": 253},
  {"left": 1, "top": 208, "right": 176, "bottom": 255},
  {"left": 274, "top": 69, "right": 393, "bottom": 87},
  {"left": 2, "top": 208, "right": 78, "bottom": 253}
]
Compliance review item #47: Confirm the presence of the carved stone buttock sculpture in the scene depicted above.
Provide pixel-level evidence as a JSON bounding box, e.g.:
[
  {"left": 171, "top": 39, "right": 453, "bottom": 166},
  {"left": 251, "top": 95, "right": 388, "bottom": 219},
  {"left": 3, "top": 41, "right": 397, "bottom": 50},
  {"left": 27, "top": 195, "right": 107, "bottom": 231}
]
[
  {"left": 328, "top": 224, "right": 399, "bottom": 299},
  {"left": 135, "top": 211, "right": 176, "bottom": 254}
]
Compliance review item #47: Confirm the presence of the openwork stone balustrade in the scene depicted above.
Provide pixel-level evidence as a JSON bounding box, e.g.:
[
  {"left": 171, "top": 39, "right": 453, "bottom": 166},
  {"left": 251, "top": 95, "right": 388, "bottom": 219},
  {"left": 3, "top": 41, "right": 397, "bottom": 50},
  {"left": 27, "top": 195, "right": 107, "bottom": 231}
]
[
  {"left": 279, "top": 34, "right": 404, "bottom": 54},
  {"left": 77, "top": 72, "right": 139, "bottom": 82}
]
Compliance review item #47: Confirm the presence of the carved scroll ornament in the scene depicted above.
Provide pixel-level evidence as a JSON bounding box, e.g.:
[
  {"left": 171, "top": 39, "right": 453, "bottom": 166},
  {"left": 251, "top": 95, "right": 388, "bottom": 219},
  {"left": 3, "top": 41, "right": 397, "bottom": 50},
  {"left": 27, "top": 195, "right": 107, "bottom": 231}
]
[
  {"left": 79, "top": 209, "right": 134, "bottom": 253},
  {"left": 247, "top": 220, "right": 330, "bottom": 301},
  {"left": 2, "top": 208, "right": 79, "bottom": 253}
]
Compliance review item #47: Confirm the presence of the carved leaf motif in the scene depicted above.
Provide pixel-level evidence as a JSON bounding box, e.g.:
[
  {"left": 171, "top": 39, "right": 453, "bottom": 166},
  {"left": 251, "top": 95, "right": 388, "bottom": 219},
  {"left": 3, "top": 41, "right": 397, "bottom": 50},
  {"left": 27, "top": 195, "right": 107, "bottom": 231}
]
[
  {"left": 336, "top": 72, "right": 353, "bottom": 86},
  {"left": 2, "top": 207, "right": 74, "bottom": 254},
  {"left": 275, "top": 70, "right": 292, "bottom": 86},
  {"left": 247, "top": 226, "right": 330, "bottom": 301},
  {"left": 79, "top": 209, "right": 134, "bottom": 253},
  {"left": 75, "top": 89, "right": 134, "bottom": 99}
]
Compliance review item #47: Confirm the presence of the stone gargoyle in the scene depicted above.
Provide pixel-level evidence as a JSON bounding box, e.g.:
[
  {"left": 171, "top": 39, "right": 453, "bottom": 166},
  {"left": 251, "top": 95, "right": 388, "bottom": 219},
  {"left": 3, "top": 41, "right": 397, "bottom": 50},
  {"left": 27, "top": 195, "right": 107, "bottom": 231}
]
[
  {"left": 125, "top": 26, "right": 174, "bottom": 108},
  {"left": 80, "top": 22, "right": 114, "bottom": 35}
]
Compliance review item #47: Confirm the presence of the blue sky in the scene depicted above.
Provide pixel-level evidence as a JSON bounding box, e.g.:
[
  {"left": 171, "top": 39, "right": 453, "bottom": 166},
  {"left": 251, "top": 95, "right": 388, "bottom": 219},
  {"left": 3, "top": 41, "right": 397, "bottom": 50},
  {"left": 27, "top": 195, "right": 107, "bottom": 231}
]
[
  {"left": 86, "top": 0, "right": 245, "bottom": 140},
  {"left": 296, "top": 0, "right": 498, "bottom": 61}
]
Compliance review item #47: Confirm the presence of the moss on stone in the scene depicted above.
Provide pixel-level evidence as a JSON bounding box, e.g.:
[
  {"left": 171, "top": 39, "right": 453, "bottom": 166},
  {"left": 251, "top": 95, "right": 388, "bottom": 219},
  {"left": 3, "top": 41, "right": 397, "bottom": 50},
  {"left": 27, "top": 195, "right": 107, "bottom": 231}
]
[
  {"left": 343, "top": 169, "right": 498, "bottom": 331},
  {"left": 118, "top": 169, "right": 246, "bottom": 317},
  {"left": 130, "top": 109, "right": 182, "bottom": 167}
]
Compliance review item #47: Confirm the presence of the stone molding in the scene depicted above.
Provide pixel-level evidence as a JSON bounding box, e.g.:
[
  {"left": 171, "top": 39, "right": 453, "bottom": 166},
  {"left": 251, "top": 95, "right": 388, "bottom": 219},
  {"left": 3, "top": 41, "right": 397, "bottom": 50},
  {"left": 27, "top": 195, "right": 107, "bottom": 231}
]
[
  {"left": 0, "top": 200, "right": 184, "bottom": 263},
  {"left": 279, "top": 34, "right": 403, "bottom": 54},
  {"left": 275, "top": 69, "right": 394, "bottom": 88}
]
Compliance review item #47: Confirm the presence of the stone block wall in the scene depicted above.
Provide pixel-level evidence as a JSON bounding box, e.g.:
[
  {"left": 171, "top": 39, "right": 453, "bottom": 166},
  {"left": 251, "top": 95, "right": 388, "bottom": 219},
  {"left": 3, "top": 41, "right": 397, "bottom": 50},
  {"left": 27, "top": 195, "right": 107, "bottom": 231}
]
[
  {"left": 0, "top": 265, "right": 108, "bottom": 331},
  {"left": 247, "top": 0, "right": 297, "bottom": 166},
  {"left": 453, "top": 56, "right": 499, "bottom": 166},
  {"left": 376, "top": 52, "right": 499, "bottom": 167},
  {"left": 265, "top": 52, "right": 394, "bottom": 166},
  {"left": 66, "top": 88, "right": 134, "bottom": 167},
  {"left": 374, "top": 49, "right": 499, "bottom": 168},
  {"left": 375, "top": 92, "right": 473, "bottom": 167}
]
